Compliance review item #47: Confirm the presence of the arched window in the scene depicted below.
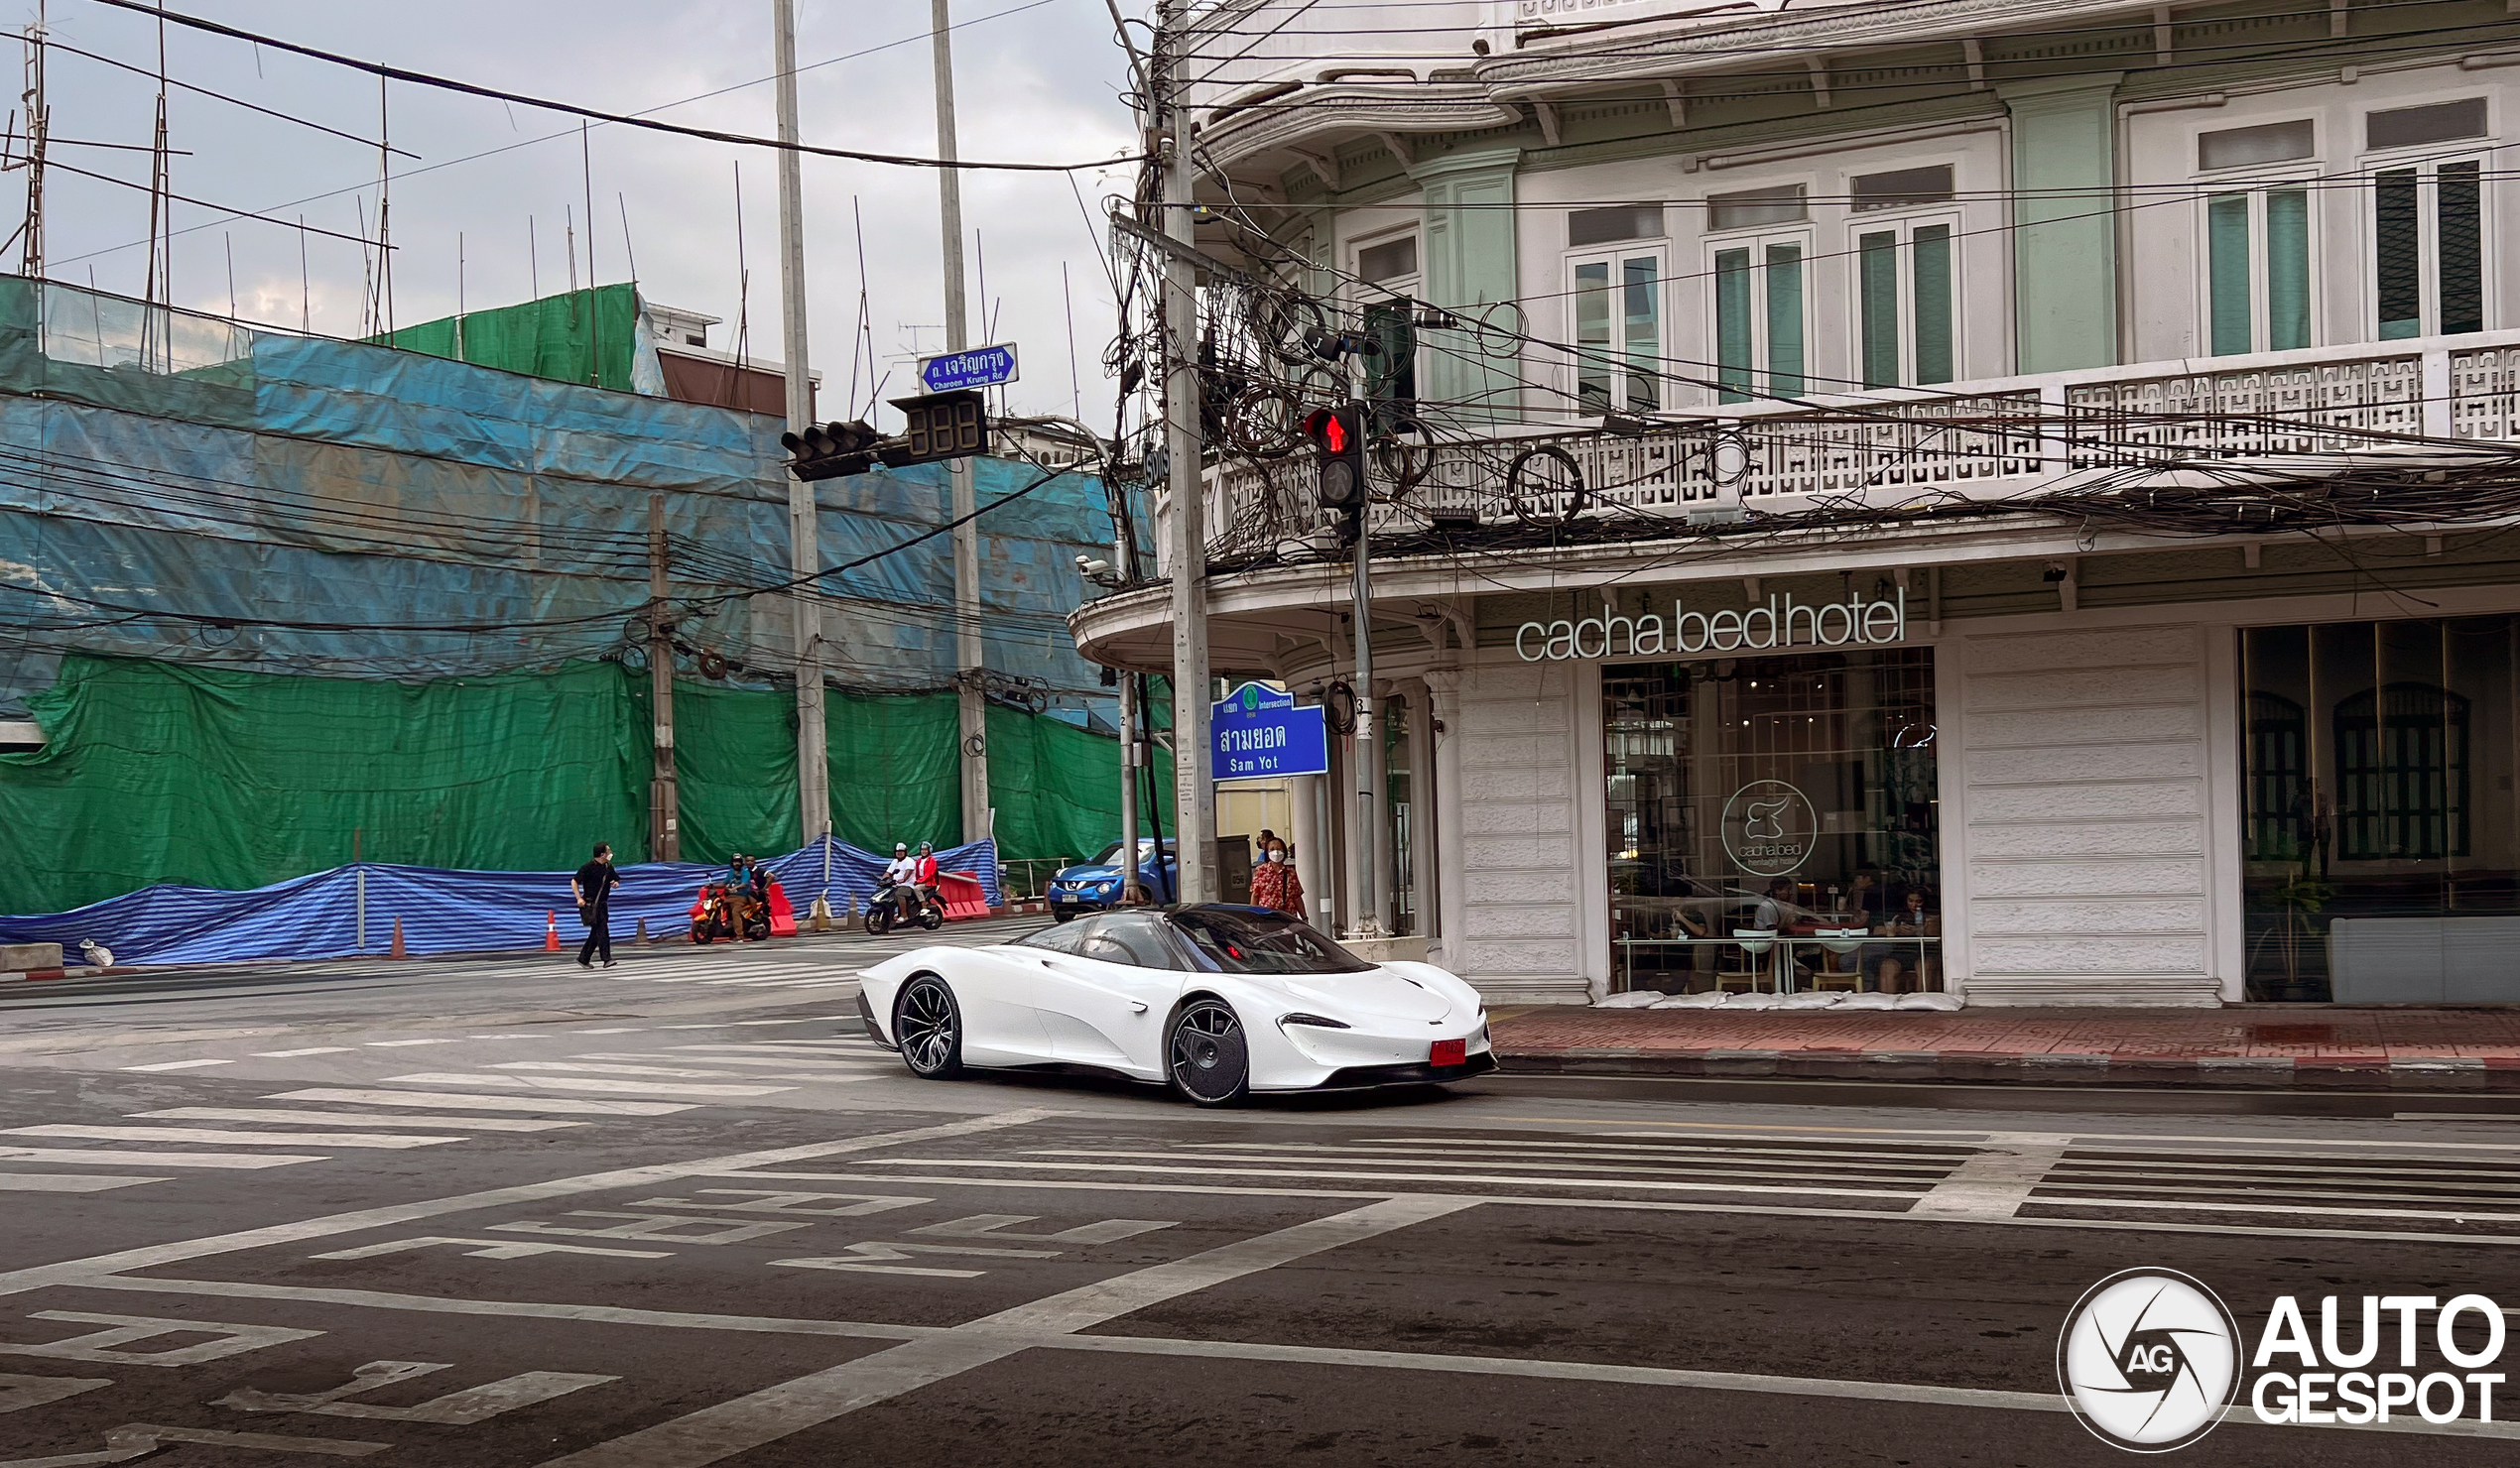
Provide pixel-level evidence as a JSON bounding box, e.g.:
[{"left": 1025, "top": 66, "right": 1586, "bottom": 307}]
[
  {"left": 2245, "top": 690, "right": 2307, "bottom": 861},
  {"left": 2334, "top": 682, "right": 2469, "bottom": 860}
]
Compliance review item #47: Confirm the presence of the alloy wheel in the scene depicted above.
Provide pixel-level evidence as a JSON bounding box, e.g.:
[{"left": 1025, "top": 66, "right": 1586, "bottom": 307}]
[
  {"left": 1168, "top": 999, "right": 1248, "bottom": 1106},
  {"left": 895, "top": 976, "right": 961, "bottom": 1078}
]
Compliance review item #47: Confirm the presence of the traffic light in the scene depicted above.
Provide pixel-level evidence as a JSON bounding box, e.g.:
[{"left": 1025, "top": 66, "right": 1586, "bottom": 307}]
[
  {"left": 1303, "top": 402, "right": 1367, "bottom": 547},
  {"left": 780, "top": 420, "right": 882, "bottom": 481},
  {"left": 883, "top": 390, "right": 989, "bottom": 467}
]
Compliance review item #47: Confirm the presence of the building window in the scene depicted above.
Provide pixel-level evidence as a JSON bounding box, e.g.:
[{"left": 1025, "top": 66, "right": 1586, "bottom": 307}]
[
  {"left": 1572, "top": 249, "right": 1662, "bottom": 413},
  {"left": 2199, "top": 119, "right": 2315, "bottom": 171},
  {"left": 1705, "top": 184, "right": 1806, "bottom": 232},
  {"left": 1849, "top": 165, "right": 1953, "bottom": 213},
  {"left": 1853, "top": 221, "right": 1955, "bottom": 387},
  {"left": 1569, "top": 204, "right": 1664, "bottom": 248},
  {"left": 1712, "top": 240, "right": 1806, "bottom": 404},
  {"left": 1353, "top": 234, "right": 1419, "bottom": 424},
  {"left": 2205, "top": 186, "right": 2312, "bottom": 354},
  {"left": 2334, "top": 682, "right": 2469, "bottom": 861},
  {"left": 2245, "top": 690, "right": 2309, "bottom": 861},
  {"left": 2362, "top": 102, "right": 2487, "bottom": 340}
]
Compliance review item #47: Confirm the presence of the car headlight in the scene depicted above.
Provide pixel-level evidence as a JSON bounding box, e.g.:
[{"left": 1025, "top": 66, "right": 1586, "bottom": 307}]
[{"left": 1278, "top": 1013, "right": 1350, "bottom": 1030}]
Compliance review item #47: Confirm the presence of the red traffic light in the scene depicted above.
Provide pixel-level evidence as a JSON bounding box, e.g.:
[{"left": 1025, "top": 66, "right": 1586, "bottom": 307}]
[{"left": 1303, "top": 405, "right": 1356, "bottom": 455}]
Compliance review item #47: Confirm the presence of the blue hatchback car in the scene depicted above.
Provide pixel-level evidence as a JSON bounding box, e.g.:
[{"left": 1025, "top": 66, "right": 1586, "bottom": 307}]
[{"left": 1046, "top": 839, "right": 1179, "bottom": 920}]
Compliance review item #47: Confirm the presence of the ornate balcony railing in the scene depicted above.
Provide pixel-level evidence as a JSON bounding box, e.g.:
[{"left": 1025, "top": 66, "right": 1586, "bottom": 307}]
[{"left": 1186, "top": 332, "right": 2520, "bottom": 566}]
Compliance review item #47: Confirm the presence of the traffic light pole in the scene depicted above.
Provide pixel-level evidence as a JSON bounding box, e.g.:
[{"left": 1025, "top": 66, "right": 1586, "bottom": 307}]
[
  {"left": 1347, "top": 412, "right": 1385, "bottom": 940},
  {"left": 933, "top": 0, "right": 991, "bottom": 849},
  {"left": 1156, "top": 1, "right": 1214, "bottom": 904},
  {"left": 773, "top": 0, "right": 829, "bottom": 847}
]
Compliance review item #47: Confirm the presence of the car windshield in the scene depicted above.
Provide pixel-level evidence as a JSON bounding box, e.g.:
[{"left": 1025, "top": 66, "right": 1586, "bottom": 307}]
[
  {"left": 1089, "top": 840, "right": 1175, "bottom": 865},
  {"left": 1167, "top": 909, "right": 1374, "bottom": 975}
]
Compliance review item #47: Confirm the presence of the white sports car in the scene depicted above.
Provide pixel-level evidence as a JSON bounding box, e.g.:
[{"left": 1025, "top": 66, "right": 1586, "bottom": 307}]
[{"left": 854, "top": 905, "right": 1496, "bottom": 1105}]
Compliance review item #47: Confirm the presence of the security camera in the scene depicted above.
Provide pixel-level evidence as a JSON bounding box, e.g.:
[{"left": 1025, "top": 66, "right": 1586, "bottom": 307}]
[
  {"left": 2042, "top": 560, "right": 2070, "bottom": 583},
  {"left": 1076, "top": 557, "right": 1111, "bottom": 576},
  {"left": 1073, "top": 553, "right": 1091, "bottom": 570}
]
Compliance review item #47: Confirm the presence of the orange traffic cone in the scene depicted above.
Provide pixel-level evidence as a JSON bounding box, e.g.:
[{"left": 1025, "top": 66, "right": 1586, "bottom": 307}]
[
  {"left": 389, "top": 918, "right": 406, "bottom": 959},
  {"left": 545, "top": 911, "right": 560, "bottom": 951}
]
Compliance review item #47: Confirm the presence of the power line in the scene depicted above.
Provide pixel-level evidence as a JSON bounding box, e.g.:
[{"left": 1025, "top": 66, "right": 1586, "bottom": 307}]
[{"left": 76, "top": 0, "right": 1141, "bottom": 174}]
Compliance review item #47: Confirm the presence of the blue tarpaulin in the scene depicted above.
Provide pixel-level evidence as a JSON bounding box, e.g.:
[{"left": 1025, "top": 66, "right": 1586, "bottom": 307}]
[{"left": 0, "top": 835, "right": 1005, "bottom": 966}]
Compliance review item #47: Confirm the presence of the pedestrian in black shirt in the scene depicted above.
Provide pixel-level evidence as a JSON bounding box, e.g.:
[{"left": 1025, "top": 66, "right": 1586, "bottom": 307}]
[{"left": 572, "top": 842, "right": 619, "bottom": 968}]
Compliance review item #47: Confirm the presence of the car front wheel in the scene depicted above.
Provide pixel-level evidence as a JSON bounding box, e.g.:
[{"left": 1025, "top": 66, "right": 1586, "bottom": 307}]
[
  {"left": 894, "top": 975, "right": 962, "bottom": 1078},
  {"left": 1167, "top": 998, "right": 1248, "bottom": 1106}
]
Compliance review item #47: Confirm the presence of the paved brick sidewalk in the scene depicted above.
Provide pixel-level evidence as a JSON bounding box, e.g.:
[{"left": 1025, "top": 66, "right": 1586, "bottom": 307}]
[{"left": 1489, "top": 1006, "right": 2520, "bottom": 1089}]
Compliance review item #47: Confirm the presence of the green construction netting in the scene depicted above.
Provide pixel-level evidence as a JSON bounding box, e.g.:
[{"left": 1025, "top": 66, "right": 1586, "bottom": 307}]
[
  {"left": 0, "top": 655, "right": 648, "bottom": 914},
  {"left": 0, "top": 656, "right": 1167, "bottom": 914},
  {"left": 374, "top": 284, "right": 642, "bottom": 391},
  {"left": 987, "top": 702, "right": 1176, "bottom": 868},
  {"left": 827, "top": 690, "right": 961, "bottom": 856}
]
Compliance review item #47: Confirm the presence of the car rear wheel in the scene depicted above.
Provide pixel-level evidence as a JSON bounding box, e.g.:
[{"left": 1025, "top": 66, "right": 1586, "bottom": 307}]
[
  {"left": 894, "top": 976, "right": 962, "bottom": 1078},
  {"left": 1168, "top": 998, "right": 1248, "bottom": 1106}
]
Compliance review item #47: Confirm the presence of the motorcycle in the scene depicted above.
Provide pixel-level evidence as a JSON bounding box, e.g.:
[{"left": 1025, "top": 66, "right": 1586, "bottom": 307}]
[
  {"left": 691, "top": 883, "right": 770, "bottom": 944},
  {"left": 864, "top": 880, "right": 945, "bottom": 935}
]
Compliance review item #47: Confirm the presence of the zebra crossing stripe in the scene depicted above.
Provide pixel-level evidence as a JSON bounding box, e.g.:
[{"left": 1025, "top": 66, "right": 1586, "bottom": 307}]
[
  {"left": 136, "top": 1108, "right": 585, "bottom": 1133},
  {"left": 270, "top": 1089, "right": 699, "bottom": 1116},
  {"left": 381, "top": 1073, "right": 795, "bottom": 1098},
  {"left": 4, "top": 1125, "right": 464, "bottom": 1150},
  {"left": 0, "top": 1172, "right": 170, "bottom": 1192},
  {"left": 0, "top": 1147, "right": 324, "bottom": 1169}
]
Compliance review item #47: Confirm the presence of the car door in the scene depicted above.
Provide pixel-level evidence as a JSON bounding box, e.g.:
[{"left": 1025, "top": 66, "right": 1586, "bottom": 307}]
[
  {"left": 942, "top": 945, "right": 1055, "bottom": 1067},
  {"left": 1021, "top": 914, "right": 1186, "bottom": 1077}
]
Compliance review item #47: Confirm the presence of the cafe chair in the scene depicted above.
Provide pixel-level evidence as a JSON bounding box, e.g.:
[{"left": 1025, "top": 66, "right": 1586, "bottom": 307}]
[{"left": 1720, "top": 928, "right": 1776, "bottom": 993}]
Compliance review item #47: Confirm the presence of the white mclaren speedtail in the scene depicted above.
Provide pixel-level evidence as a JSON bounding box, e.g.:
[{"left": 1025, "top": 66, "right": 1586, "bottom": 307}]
[{"left": 854, "top": 905, "right": 1495, "bottom": 1105}]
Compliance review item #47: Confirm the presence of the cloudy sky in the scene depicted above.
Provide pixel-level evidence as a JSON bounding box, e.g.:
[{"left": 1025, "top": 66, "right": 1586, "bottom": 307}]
[{"left": 28, "top": 0, "right": 1139, "bottom": 423}]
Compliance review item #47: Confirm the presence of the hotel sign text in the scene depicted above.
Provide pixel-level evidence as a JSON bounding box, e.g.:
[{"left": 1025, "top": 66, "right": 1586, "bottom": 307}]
[{"left": 1515, "top": 590, "right": 1908, "bottom": 663}]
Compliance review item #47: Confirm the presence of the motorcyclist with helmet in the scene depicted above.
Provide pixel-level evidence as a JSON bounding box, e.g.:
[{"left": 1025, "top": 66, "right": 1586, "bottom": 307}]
[{"left": 881, "top": 843, "right": 920, "bottom": 923}]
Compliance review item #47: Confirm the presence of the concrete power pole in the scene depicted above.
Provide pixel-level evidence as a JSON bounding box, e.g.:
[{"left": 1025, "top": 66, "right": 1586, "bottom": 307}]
[
  {"left": 773, "top": 0, "right": 830, "bottom": 847},
  {"left": 1155, "top": 1, "right": 1214, "bottom": 903},
  {"left": 933, "top": 0, "right": 991, "bottom": 849},
  {"left": 647, "top": 495, "right": 681, "bottom": 862}
]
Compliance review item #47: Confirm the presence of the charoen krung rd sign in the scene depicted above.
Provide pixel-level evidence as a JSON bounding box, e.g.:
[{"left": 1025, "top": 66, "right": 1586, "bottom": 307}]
[{"left": 1514, "top": 589, "right": 1907, "bottom": 663}]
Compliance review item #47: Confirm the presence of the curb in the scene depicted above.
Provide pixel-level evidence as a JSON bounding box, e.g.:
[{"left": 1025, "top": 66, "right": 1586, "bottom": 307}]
[
  {"left": 2, "top": 966, "right": 115, "bottom": 983},
  {"left": 1495, "top": 1046, "right": 2520, "bottom": 1090}
]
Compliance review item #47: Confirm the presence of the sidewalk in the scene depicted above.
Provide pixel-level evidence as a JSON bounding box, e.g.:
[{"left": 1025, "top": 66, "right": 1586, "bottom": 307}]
[{"left": 1488, "top": 1005, "right": 2520, "bottom": 1089}]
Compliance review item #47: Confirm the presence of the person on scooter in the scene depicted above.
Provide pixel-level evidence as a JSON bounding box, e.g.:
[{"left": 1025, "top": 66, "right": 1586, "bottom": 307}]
[
  {"left": 913, "top": 843, "right": 941, "bottom": 920},
  {"left": 882, "top": 843, "right": 919, "bottom": 921}
]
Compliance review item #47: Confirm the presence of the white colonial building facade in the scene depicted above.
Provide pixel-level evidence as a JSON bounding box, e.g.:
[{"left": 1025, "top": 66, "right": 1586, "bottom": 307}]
[{"left": 1074, "top": 0, "right": 2520, "bottom": 1007}]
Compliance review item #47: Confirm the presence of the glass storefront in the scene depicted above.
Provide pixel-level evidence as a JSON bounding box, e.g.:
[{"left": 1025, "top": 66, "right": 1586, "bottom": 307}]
[
  {"left": 2240, "top": 615, "right": 2520, "bottom": 1001},
  {"left": 1605, "top": 650, "right": 1941, "bottom": 994}
]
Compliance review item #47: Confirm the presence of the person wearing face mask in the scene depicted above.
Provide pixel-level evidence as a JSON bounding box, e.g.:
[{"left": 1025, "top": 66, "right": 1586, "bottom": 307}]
[{"left": 1247, "top": 836, "right": 1304, "bottom": 917}]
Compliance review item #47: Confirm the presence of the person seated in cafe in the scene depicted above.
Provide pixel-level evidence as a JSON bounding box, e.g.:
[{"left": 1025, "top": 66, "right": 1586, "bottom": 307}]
[
  {"left": 1867, "top": 886, "right": 1942, "bottom": 993},
  {"left": 1751, "top": 877, "right": 1799, "bottom": 933},
  {"left": 1844, "top": 869, "right": 1887, "bottom": 920}
]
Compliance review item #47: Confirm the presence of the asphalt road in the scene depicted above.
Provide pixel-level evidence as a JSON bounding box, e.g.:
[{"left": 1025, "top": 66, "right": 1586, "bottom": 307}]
[{"left": 2, "top": 926, "right": 2517, "bottom": 1467}]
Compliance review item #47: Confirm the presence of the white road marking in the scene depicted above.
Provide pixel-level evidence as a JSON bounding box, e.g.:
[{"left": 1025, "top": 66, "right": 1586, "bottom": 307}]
[
  {"left": 120, "top": 1059, "right": 231, "bottom": 1072},
  {"left": 1022, "top": 1148, "right": 1944, "bottom": 1187},
  {"left": 0, "top": 1311, "right": 322, "bottom": 1366},
  {"left": 138, "top": 1108, "right": 584, "bottom": 1133},
  {"left": 273, "top": 1089, "right": 697, "bottom": 1116},
  {"left": 380, "top": 1073, "right": 794, "bottom": 1098},
  {"left": 844, "top": 1156, "right": 1926, "bottom": 1201},
  {"left": 0, "top": 1422, "right": 388, "bottom": 1462},
  {"left": 491, "top": 1062, "right": 748, "bottom": 1079},
  {"left": 0, "top": 1174, "right": 166, "bottom": 1193},
  {"left": 363, "top": 1040, "right": 462, "bottom": 1047},
  {"left": 0, "top": 1372, "right": 112, "bottom": 1412},
  {"left": 573, "top": 1029, "right": 648, "bottom": 1035},
  {"left": 487, "top": 1212, "right": 813, "bottom": 1246},
  {"left": 467, "top": 1035, "right": 549, "bottom": 1040},
  {"left": 2395, "top": 1113, "right": 2520, "bottom": 1122},
  {"left": 0, "top": 1109, "right": 1058, "bottom": 1297},
  {"left": 220, "top": 1362, "right": 619, "bottom": 1423},
  {"left": 1907, "top": 1136, "right": 2075, "bottom": 1220},
  {"left": 2, "top": 1126, "right": 460, "bottom": 1151},
  {"left": 531, "top": 1196, "right": 1472, "bottom": 1468},
  {"left": 254, "top": 1047, "right": 355, "bottom": 1058},
  {"left": 730, "top": 1019, "right": 822, "bottom": 1026},
  {"left": 312, "top": 1237, "right": 677, "bottom": 1263},
  {"left": 770, "top": 1241, "right": 1062, "bottom": 1279},
  {"left": 0, "top": 1148, "right": 324, "bottom": 1169},
  {"left": 69, "top": 1277, "right": 2510, "bottom": 1442},
  {"left": 579, "top": 1054, "right": 884, "bottom": 1073}
]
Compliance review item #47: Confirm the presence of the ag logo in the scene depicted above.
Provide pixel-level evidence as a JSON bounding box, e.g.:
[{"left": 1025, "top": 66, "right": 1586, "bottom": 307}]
[
  {"left": 1718, "top": 779, "right": 1816, "bottom": 878},
  {"left": 2058, "top": 1270, "right": 2240, "bottom": 1452}
]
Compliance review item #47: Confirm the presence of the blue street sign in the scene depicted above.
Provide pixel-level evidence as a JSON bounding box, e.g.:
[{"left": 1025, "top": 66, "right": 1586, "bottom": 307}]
[
  {"left": 1209, "top": 681, "right": 1328, "bottom": 783},
  {"left": 918, "top": 343, "right": 1020, "bottom": 393}
]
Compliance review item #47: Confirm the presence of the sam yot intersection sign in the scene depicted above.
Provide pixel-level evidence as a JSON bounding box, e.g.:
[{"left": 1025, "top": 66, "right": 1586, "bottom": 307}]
[
  {"left": 918, "top": 342, "right": 1020, "bottom": 393},
  {"left": 1209, "top": 681, "right": 1328, "bottom": 782}
]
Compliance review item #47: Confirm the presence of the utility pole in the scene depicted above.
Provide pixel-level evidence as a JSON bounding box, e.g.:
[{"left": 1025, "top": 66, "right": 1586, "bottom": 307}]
[
  {"left": 773, "top": 0, "right": 830, "bottom": 848},
  {"left": 1155, "top": 0, "right": 1214, "bottom": 903},
  {"left": 1351, "top": 462, "right": 1386, "bottom": 938},
  {"left": 21, "top": 0, "right": 46, "bottom": 282},
  {"left": 933, "top": 0, "right": 991, "bottom": 848},
  {"left": 647, "top": 495, "right": 681, "bottom": 861}
]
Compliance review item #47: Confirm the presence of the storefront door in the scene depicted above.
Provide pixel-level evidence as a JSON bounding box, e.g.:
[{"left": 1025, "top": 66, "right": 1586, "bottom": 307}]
[{"left": 1605, "top": 649, "right": 1941, "bottom": 995}]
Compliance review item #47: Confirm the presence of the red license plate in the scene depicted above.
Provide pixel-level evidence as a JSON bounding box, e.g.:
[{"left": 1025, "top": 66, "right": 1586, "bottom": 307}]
[{"left": 1430, "top": 1039, "right": 1466, "bottom": 1067}]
